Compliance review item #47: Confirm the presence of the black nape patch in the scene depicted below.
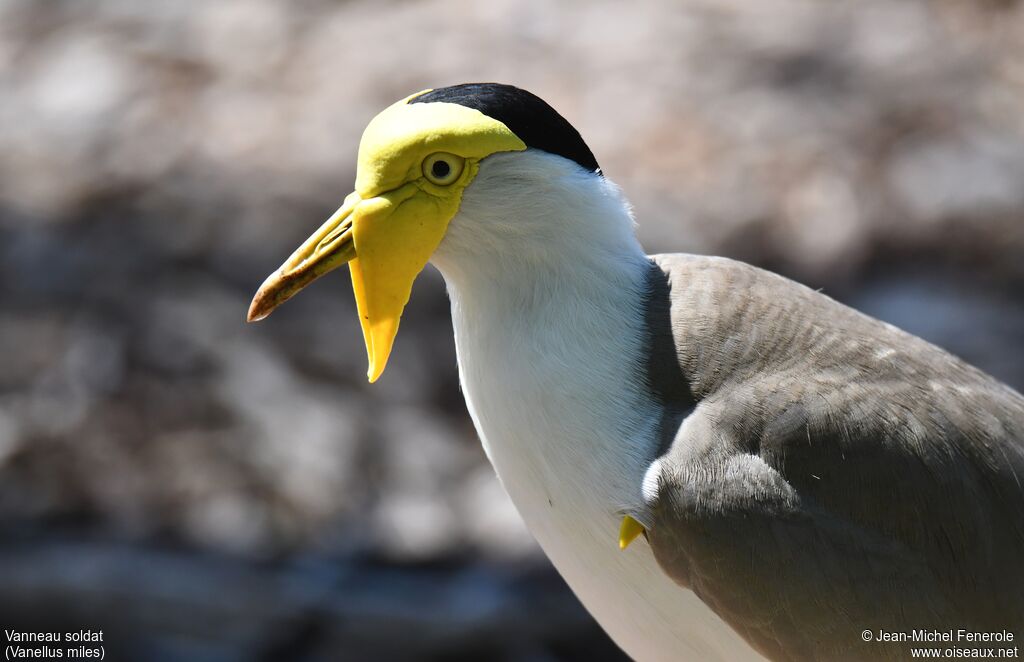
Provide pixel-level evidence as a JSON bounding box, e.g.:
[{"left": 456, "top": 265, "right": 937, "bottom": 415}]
[{"left": 409, "top": 83, "right": 601, "bottom": 175}]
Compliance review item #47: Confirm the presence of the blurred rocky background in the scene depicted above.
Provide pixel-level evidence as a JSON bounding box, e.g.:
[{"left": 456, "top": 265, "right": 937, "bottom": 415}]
[{"left": 1, "top": 0, "right": 1023, "bottom": 660}]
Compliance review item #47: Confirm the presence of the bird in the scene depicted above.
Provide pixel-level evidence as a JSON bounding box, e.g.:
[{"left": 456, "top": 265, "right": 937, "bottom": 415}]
[{"left": 248, "top": 83, "right": 1024, "bottom": 661}]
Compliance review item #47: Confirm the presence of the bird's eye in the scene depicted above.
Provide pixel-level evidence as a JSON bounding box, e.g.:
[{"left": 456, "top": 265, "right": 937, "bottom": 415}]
[{"left": 423, "top": 153, "right": 464, "bottom": 186}]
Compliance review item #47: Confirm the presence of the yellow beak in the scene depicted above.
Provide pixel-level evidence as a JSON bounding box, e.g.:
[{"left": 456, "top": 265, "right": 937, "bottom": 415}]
[
  {"left": 248, "top": 183, "right": 455, "bottom": 383},
  {"left": 248, "top": 192, "right": 360, "bottom": 324}
]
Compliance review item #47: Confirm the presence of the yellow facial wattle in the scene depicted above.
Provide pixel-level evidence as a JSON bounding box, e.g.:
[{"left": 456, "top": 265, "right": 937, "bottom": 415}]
[{"left": 246, "top": 90, "right": 526, "bottom": 382}]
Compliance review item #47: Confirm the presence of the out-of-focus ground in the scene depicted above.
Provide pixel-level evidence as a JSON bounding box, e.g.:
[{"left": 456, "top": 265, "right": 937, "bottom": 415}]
[{"left": 1, "top": 0, "right": 1023, "bottom": 660}]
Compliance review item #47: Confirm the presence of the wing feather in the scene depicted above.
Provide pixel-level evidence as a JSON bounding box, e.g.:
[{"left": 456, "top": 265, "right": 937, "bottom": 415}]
[{"left": 642, "top": 255, "right": 1024, "bottom": 660}]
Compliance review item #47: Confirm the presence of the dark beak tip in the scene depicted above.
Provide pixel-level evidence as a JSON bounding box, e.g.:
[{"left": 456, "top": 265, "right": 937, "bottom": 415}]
[
  {"left": 246, "top": 285, "right": 277, "bottom": 323},
  {"left": 246, "top": 301, "right": 268, "bottom": 323}
]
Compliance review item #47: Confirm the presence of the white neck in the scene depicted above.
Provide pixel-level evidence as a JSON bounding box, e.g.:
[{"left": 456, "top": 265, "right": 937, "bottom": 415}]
[{"left": 432, "top": 150, "right": 657, "bottom": 528}]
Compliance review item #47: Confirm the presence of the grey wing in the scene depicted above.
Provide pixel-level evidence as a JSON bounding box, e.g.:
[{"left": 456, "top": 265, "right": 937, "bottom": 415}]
[{"left": 641, "top": 255, "right": 1024, "bottom": 661}]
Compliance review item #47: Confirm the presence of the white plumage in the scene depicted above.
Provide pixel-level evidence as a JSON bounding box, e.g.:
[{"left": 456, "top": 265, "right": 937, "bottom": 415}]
[{"left": 433, "top": 150, "right": 756, "bottom": 661}]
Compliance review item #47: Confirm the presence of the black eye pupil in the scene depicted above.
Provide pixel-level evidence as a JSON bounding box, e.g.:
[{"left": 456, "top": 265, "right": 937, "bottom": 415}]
[{"left": 431, "top": 160, "right": 451, "bottom": 179}]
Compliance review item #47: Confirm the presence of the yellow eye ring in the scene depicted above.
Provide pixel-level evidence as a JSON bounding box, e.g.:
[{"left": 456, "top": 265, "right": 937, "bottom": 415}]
[{"left": 423, "top": 152, "right": 464, "bottom": 186}]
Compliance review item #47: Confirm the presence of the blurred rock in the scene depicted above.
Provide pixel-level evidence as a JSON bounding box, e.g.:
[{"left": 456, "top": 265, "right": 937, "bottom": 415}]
[
  {"left": 0, "top": 536, "right": 627, "bottom": 662},
  {"left": 1, "top": 0, "right": 1023, "bottom": 659}
]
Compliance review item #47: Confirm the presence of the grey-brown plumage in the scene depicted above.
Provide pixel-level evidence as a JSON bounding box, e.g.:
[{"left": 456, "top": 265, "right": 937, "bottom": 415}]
[{"left": 639, "top": 254, "right": 1024, "bottom": 661}]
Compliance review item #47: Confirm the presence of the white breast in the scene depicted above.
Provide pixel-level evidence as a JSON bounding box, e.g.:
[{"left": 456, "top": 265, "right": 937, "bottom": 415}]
[{"left": 446, "top": 276, "right": 753, "bottom": 662}]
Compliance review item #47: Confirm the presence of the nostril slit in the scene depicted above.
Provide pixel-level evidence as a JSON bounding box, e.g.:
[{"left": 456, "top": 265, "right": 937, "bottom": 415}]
[{"left": 319, "top": 229, "right": 341, "bottom": 249}]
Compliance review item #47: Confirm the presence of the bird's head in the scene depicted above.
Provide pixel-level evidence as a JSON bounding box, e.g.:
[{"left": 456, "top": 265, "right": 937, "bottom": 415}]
[{"left": 247, "top": 83, "right": 602, "bottom": 382}]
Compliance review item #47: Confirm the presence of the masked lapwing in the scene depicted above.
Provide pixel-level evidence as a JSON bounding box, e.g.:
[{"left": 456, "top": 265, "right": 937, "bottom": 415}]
[{"left": 248, "top": 83, "right": 1024, "bottom": 661}]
